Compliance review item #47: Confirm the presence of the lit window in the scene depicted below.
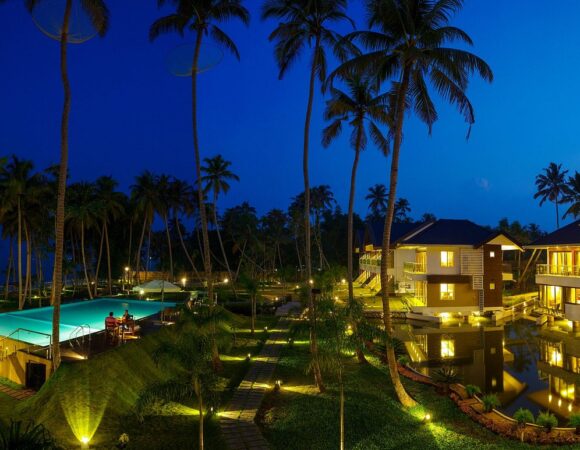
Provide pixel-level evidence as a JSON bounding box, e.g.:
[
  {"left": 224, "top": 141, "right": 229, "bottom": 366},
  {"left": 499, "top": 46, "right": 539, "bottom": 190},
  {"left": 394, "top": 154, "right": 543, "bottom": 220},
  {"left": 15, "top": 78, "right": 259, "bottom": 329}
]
[
  {"left": 441, "top": 339, "right": 455, "bottom": 358},
  {"left": 490, "top": 347, "right": 496, "bottom": 355},
  {"left": 490, "top": 283, "right": 496, "bottom": 290},
  {"left": 440, "top": 284, "right": 455, "bottom": 300},
  {"left": 490, "top": 251, "right": 495, "bottom": 258},
  {"left": 440, "top": 251, "right": 454, "bottom": 268}
]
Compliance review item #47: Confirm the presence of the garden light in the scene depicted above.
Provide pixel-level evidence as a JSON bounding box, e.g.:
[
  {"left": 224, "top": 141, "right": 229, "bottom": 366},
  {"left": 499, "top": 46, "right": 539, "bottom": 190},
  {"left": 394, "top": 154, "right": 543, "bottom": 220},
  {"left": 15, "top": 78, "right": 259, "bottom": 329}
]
[
  {"left": 341, "top": 278, "right": 346, "bottom": 284},
  {"left": 80, "top": 436, "right": 90, "bottom": 449},
  {"left": 423, "top": 413, "right": 431, "bottom": 422},
  {"left": 309, "top": 279, "right": 314, "bottom": 285},
  {"left": 223, "top": 278, "right": 229, "bottom": 284}
]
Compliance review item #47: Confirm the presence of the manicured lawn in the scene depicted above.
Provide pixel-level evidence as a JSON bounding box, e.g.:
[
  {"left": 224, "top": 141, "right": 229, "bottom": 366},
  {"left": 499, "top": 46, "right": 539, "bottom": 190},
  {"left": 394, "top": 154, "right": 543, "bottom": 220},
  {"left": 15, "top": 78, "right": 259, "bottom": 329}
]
[
  {"left": 258, "top": 344, "right": 568, "bottom": 450},
  {"left": 0, "top": 315, "right": 277, "bottom": 449}
]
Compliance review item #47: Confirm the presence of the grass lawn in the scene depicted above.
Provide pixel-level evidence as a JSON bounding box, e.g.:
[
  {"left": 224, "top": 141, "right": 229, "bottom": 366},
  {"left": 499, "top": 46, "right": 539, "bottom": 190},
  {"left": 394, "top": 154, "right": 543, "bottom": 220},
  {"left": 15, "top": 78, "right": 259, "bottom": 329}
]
[
  {"left": 258, "top": 343, "right": 571, "bottom": 450},
  {"left": 0, "top": 315, "right": 277, "bottom": 449}
]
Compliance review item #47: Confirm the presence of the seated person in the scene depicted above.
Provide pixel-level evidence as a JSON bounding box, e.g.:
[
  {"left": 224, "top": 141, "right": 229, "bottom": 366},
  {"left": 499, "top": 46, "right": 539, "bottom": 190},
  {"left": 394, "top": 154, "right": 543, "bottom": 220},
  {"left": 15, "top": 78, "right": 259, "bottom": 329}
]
[
  {"left": 105, "top": 312, "right": 117, "bottom": 329},
  {"left": 120, "top": 309, "right": 134, "bottom": 332}
]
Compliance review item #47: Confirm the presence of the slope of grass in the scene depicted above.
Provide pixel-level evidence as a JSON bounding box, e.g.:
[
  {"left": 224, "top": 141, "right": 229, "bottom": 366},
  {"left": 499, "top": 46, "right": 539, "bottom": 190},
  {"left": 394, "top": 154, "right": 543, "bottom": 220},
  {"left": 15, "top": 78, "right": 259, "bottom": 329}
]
[
  {"left": 259, "top": 344, "right": 570, "bottom": 450},
  {"left": 0, "top": 315, "right": 277, "bottom": 449}
]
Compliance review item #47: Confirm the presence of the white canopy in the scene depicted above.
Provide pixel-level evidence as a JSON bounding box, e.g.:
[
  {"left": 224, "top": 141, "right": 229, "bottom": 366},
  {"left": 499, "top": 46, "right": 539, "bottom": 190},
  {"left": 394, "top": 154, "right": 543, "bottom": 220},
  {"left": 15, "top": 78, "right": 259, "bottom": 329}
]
[{"left": 132, "top": 280, "right": 182, "bottom": 293}]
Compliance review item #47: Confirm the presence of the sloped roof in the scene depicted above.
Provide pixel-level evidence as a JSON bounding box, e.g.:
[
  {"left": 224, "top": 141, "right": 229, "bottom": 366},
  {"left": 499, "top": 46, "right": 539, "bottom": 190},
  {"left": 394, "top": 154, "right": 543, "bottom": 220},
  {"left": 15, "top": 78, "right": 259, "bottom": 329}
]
[
  {"left": 364, "top": 221, "right": 426, "bottom": 247},
  {"left": 527, "top": 219, "right": 580, "bottom": 247},
  {"left": 401, "top": 219, "right": 492, "bottom": 246},
  {"left": 132, "top": 280, "right": 182, "bottom": 293}
]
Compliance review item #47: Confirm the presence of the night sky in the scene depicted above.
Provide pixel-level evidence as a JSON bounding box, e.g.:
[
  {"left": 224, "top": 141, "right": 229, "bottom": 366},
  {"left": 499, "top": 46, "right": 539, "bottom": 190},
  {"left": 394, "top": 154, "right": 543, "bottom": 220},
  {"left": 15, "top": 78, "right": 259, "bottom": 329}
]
[{"left": 0, "top": 0, "right": 579, "bottom": 238}]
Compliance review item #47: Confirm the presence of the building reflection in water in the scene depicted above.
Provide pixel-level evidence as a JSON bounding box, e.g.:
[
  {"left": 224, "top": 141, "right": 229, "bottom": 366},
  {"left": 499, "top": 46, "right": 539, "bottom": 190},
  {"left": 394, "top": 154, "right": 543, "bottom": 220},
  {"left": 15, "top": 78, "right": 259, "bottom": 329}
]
[{"left": 394, "top": 319, "right": 580, "bottom": 421}]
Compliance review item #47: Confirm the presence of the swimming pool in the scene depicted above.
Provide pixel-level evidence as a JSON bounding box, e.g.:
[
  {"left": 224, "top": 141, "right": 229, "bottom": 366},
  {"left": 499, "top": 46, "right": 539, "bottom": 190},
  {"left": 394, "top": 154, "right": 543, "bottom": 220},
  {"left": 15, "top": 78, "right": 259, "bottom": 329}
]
[{"left": 0, "top": 298, "right": 176, "bottom": 346}]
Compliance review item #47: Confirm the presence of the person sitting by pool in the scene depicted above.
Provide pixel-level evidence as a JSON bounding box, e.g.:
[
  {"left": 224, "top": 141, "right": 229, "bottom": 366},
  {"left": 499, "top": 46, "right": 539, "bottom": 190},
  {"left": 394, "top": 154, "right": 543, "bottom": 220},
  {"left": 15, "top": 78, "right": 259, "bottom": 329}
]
[
  {"left": 120, "top": 309, "right": 135, "bottom": 333},
  {"left": 105, "top": 311, "right": 117, "bottom": 329}
]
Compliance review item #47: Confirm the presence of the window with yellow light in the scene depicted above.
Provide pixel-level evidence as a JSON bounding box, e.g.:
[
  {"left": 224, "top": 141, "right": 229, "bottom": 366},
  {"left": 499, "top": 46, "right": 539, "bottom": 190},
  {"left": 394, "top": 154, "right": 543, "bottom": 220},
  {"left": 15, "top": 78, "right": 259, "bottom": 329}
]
[
  {"left": 440, "top": 283, "right": 455, "bottom": 300},
  {"left": 441, "top": 339, "right": 455, "bottom": 358},
  {"left": 440, "top": 251, "right": 454, "bottom": 268}
]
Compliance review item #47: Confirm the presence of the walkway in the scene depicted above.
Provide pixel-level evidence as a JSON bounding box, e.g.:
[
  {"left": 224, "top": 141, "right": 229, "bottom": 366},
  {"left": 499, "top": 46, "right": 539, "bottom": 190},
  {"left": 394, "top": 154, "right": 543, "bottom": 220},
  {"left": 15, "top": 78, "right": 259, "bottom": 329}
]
[
  {"left": 220, "top": 318, "right": 290, "bottom": 450},
  {"left": 0, "top": 384, "right": 35, "bottom": 400}
]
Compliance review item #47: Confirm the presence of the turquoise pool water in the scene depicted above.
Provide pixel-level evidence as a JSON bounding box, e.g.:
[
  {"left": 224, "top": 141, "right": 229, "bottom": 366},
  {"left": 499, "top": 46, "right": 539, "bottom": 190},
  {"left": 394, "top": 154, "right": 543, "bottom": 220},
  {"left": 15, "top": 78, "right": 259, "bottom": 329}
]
[{"left": 0, "top": 298, "right": 176, "bottom": 346}]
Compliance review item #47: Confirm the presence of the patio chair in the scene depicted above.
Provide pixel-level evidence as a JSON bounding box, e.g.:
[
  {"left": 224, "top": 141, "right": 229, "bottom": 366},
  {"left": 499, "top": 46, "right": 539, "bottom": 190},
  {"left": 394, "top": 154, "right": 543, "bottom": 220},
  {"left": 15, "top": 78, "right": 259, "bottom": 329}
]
[{"left": 105, "top": 322, "right": 118, "bottom": 345}]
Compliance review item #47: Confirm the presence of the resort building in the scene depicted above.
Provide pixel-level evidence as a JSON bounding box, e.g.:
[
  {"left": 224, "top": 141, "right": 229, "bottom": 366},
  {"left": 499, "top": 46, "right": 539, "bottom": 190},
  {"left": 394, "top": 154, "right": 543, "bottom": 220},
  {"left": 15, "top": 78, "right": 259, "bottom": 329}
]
[
  {"left": 357, "top": 219, "right": 522, "bottom": 318},
  {"left": 526, "top": 219, "right": 580, "bottom": 325}
]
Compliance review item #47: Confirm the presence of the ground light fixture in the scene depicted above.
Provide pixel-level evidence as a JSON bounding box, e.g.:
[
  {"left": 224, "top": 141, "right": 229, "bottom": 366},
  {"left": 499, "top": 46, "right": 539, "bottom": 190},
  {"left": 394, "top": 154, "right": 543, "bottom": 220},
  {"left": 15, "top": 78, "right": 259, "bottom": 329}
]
[
  {"left": 423, "top": 413, "right": 432, "bottom": 423},
  {"left": 246, "top": 353, "right": 251, "bottom": 360},
  {"left": 80, "top": 436, "right": 90, "bottom": 449},
  {"left": 223, "top": 278, "right": 229, "bottom": 284}
]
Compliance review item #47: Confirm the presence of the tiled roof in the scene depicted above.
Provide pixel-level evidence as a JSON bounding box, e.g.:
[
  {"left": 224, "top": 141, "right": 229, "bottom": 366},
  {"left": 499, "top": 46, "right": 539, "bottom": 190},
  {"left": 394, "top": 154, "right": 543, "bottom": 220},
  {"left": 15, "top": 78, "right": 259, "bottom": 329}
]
[
  {"left": 527, "top": 219, "right": 580, "bottom": 247},
  {"left": 400, "top": 219, "right": 495, "bottom": 246}
]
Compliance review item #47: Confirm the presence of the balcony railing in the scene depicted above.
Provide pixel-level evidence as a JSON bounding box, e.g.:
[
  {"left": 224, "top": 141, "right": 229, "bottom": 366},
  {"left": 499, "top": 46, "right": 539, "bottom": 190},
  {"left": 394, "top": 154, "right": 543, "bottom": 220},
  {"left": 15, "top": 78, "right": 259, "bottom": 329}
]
[
  {"left": 537, "top": 264, "right": 580, "bottom": 277},
  {"left": 403, "top": 262, "right": 426, "bottom": 274},
  {"left": 360, "top": 258, "right": 380, "bottom": 267}
]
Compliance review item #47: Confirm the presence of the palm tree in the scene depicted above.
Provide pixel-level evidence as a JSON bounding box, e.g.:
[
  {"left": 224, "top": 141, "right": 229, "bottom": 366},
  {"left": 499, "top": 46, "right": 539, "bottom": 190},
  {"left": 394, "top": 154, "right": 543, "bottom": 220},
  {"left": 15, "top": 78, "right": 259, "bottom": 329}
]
[
  {"left": 131, "top": 171, "right": 159, "bottom": 283},
  {"left": 239, "top": 274, "right": 259, "bottom": 334},
  {"left": 150, "top": 0, "right": 250, "bottom": 313},
  {"left": 67, "top": 182, "right": 98, "bottom": 299},
  {"left": 0, "top": 156, "right": 43, "bottom": 309},
  {"left": 201, "top": 155, "right": 239, "bottom": 286},
  {"left": 333, "top": 0, "right": 492, "bottom": 407},
  {"left": 157, "top": 174, "right": 175, "bottom": 281},
  {"left": 322, "top": 75, "right": 389, "bottom": 303},
  {"left": 262, "top": 0, "right": 354, "bottom": 392},
  {"left": 534, "top": 162, "right": 569, "bottom": 228},
  {"left": 365, "top": 184, "right": 388, "bottom": 219},
  {"left": 169, "top": 178, "right": 201, "bottom": 280},
  {"left": 94, "top": 176, "right": 125, "bottom": 295},
  {"left": 394, "top": 198, "right": 411, "bottom": 223},
  {"left": 27, "top": 0, "right": 109, "bottom": 371},
  {"left": 310, "top": 185, "right": 335, "bottom": 270},
  {"left": 563, "top": 172, "right": 580, "bottom": 219}
]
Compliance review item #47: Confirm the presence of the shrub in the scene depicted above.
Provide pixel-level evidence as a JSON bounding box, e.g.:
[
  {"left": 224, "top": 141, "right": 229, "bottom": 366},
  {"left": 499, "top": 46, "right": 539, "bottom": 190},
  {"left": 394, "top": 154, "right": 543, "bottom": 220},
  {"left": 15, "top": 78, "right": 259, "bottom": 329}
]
[
  {"left": 397, "top": 355, "right": 410, "bottom": 366},
  {"left": 569, "top": 412, "right": 580, "bottom": 434},
  {"left": 0, "top": 420, "right": 60, "bottom": 450},
  {"left": 536, "top": 411, "right": 558, "bottom": 432},
  {"left": 513, "top": 408, "right": 534, "bottom": 426},
  {"left": 481, "top": 394, "right": 500, "bottom": 413},
  {"left": 465, "top": 384, "right": 481, "bottom": 398}
]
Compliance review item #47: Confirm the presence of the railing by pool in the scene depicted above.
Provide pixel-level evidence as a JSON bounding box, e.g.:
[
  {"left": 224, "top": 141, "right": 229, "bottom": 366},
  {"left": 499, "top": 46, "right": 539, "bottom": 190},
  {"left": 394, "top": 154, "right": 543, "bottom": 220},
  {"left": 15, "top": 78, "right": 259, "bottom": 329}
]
[
  {"left": 0, "top": 328, "right": 52, "bottom": 361},
  {"left": 403, "top": 262, "right": 426, "bottom": 274},
  {"left": 537, "top": 264, "right": 580, "bottom": 277}
]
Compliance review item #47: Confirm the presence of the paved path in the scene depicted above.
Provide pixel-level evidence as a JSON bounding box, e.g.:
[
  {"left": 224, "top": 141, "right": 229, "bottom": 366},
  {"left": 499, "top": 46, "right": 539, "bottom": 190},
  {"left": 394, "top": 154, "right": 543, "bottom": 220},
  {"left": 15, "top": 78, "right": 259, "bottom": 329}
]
[
  {"left": 220, "top": 318, "right": 290, "bottom": 450},
  {"left": 0, "top": 384, "right": 35, "bottom": 400}
]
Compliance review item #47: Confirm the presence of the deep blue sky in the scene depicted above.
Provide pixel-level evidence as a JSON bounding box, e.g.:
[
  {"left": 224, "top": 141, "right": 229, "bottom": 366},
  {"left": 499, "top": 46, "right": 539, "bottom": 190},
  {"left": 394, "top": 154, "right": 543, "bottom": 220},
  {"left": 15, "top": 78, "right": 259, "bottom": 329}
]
[{"left": 0, "top": 0, "right": 579, "bottom": 236}]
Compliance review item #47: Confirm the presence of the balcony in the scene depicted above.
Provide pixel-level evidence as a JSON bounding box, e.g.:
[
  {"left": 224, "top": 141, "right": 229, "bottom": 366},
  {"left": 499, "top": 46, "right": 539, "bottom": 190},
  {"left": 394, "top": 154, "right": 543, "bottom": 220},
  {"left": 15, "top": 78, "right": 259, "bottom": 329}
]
[
  {"left": 536, "top": 264, "right": 580, "bottom": 288},
  {"left": 403, "top": 262, "right": 427, "bottom": 281}
]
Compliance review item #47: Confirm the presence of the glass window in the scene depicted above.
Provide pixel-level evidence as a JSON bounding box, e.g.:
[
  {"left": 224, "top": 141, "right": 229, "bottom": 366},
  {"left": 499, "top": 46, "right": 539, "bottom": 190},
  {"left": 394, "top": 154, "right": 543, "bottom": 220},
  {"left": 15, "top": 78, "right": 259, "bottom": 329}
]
[
  {"left": 490, "top": 251, "right": 495, "bottom": 258},
  {"left": 440, "top": 251, "right": 454, "bottom": 268},
  {"left": 441, "top": 339, "right": 455, "bottom": 358},
  {"left": 490, "top": 283, "right": 496, "bottom": 290},
  {"left": 440, "top": 284, "right": 455, "bottom": 300}
]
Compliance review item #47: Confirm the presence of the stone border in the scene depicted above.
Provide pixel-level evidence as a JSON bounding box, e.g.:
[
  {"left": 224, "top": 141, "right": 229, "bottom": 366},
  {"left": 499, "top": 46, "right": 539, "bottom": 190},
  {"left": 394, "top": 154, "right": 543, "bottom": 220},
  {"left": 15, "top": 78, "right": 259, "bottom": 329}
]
[{"left": 398, "top": 364, "right": 580, "bottom": 445}]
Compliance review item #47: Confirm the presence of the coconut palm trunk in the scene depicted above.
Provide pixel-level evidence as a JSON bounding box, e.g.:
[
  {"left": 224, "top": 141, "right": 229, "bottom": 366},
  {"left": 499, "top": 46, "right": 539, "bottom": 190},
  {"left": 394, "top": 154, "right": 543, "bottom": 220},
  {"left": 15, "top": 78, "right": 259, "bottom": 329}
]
[
  {"left": 212, "top": 194, "right": 235, "bottom": 293},
  {"left": 556, "top": 198, "right": 560, "bottom": 229},
  {"left": 163, "top": 213, "right": 174, "bottom": 281},
  {"left": 23, "top": 223, "right": 31, "bottom": 305},
  {"left": 175, "top": 214, "right": 201, "bottom": 281},
  {"left": 4, "top": 236, "right": 13, "bottom": 301},
  {"left": 17, "top": 196, "right": 23, "bottom": 310},
  {"left": 135, "top": 215, "right": 147, "bottom": 283},
  {"left": 303, "top": 36, "right": 324, "bottom": 392},
  {"left": 80, "top": 223, "right": 93, "bottom": 299},
  {"left": 104, "top": 222, "right": 112, "bottom": 294},
  {"left": 94, "top": 222, "right": 105, "bottom": 297},
  {"left": 380, "top": 67, "right": 416, "bottom": 407},
  {"left": 196, "top": 379, "right": 204, "bottom": 450},
  {"left": 51, "top": 0, "right": 73, "bottom": 370},
  {"left": 347, "top": 126, "right": 363, "bottom": 302},
  {"left": 191, "top": 30, "right": 220, "bottom": 370}
]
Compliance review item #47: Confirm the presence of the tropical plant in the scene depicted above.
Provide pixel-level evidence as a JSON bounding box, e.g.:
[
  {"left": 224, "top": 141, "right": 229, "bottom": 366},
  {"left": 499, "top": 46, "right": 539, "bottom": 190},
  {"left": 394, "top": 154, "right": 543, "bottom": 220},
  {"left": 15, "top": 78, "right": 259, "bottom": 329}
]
[
  {"left": 569, "top": 412, "right": 580, "bottom": 434},
  {"left": 322, "top": 74, "right": 389, "bottom": 304},
  {"left": 481, "top": 394, "right": 500, "bottom": 413},
  {"left": 465, "top": 384, "right": 481, "bottom": 398},
  {"left": 513, "top": 408, "right": 534, "bottom": 426},
  {"left": 201, "top": 155, "right": 239, "bottom": 287},
  {"left": 433, "top": 365, "right": 461, "bottom": 394},
  {"left": 365, "top": 184, "right": 388, "bottom": 220},
  {"left": 394, "top": 198, "right": 411, "bottom": 223},
  {"left": 310, "top": 185, "right": 336, "bottom": 270},
  {"left": 262, "top": 0, "right": 355, "bottom": 393},
  {"left": 156, "top": 174, "right": 175, "bottom": 281},
  {"left": 27, "top": 0, "right": 110, "bottom": 371},
  {"left": 332, "top": 0, "right": 492, "bottom": 407},
  {"left": 135, "top": 330, "right": 218, "bottom": 450},
  {"left": 150, "top": 0, "right": 250, "bottom": 320},
  {"left": 93, "top": 176, "right": 125, "bottom": 295},
  {"left": 534, "top": 162, "right": 569, "bottom": 228},
  {"left": 239, "top": 274, "right": 259, "bottom": 334},
  {"left": 563, "top": 171, "right": 580, "bottom": 219},
  {"left": 536, "top": 411, "right": 558, "bottom": 432},
  {"left": 0, "top": 419, "right": 60, "bottom": 450}
]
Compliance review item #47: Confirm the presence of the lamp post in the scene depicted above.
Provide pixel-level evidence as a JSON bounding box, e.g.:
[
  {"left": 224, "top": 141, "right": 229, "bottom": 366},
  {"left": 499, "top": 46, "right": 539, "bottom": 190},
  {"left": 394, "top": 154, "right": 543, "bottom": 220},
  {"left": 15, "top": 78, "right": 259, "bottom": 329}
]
[{"left": 123, "top": 266, "right": 129, "bottom": 293}]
